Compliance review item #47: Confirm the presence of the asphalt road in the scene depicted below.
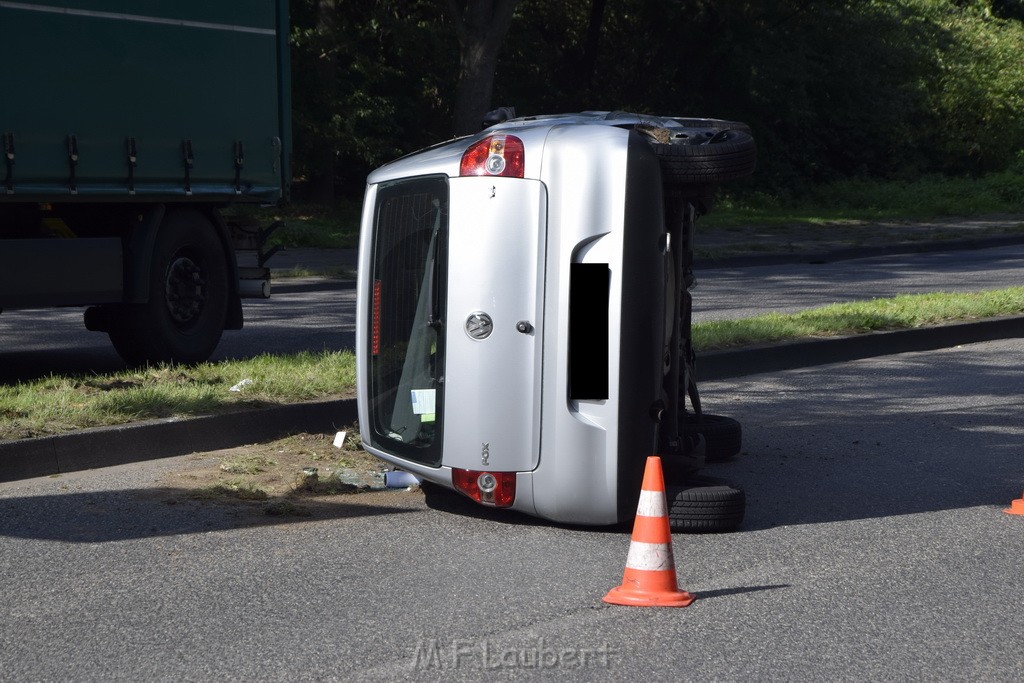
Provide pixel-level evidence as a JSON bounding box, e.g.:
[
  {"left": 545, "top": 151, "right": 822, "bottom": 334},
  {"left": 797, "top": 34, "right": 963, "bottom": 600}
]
[
  {"left": 2, "top": 338, "right": 1022, "bottom": 680},
  {"left": 693, "top": 242, "right": 1024, "bottom": 321},
  {"left": 0, "top": 277, "right": 357, "bottom": 383},
  {"left": 1, "top": 243, "right": 1022, "bottom": 383}
]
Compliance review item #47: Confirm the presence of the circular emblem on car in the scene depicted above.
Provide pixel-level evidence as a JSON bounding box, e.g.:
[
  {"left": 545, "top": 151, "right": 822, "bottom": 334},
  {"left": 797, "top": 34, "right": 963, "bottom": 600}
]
[{"left": 465, "top": 312, "right": 493, "bottom": 340}]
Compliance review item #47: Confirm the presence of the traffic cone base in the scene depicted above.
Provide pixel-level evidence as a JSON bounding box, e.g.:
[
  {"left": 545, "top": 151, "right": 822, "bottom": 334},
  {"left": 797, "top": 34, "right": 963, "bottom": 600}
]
[
  {"left": 603, "top": 456, "right": 696, "bottom": 608},
  {"left": 604, "top": 580, "right": 695, "bottom": 607},
  {"left": 1005, "top": 491, "right": 1024, "bottom": 516}
]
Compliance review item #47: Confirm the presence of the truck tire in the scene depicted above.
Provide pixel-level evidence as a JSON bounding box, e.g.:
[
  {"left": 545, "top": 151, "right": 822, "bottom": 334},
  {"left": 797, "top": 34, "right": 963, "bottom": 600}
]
[
  {"left": 666, "top": 475, "right": 745, "bottom": 533},
  {"left": 684, "top": 413, "right": 742, "bottom": 462},
  {"left": 109, "top": 210, "right": 229, "bottom": 364}
]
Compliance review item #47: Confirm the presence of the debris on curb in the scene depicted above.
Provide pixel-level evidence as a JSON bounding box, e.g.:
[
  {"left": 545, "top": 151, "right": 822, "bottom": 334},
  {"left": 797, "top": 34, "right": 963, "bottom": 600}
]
[{"left": 229, "top": 378, "right": 255, "bottom": 392}]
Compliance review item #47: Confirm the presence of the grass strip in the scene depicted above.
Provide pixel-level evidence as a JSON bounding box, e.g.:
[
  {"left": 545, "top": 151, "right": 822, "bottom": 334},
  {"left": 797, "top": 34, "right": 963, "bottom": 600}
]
[
  {"left": 225, "top": 201, "right": 363, "bottom": 249},
  {"left": 692, "top": 288, "right": 1024, "bottom": 351},
  {"left": 2, "top": 289, "right": 1023, "bottom": 441},
  {"left": 0, "top": 350, "right": 355, "bottom": 441},
  {"left": 703, "top": 172, "right": 1024, "bottom": 229}
]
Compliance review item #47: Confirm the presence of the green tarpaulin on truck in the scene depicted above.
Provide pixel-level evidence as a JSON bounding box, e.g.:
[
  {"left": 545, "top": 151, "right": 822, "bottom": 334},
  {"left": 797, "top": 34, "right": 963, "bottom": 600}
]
[{"left": 0, "top": 0, "right": 291, "bottom": 202}]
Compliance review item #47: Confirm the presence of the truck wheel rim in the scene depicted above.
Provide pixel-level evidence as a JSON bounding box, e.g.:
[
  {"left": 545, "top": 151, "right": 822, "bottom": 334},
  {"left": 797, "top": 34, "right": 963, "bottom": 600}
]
[{"left": 165, "top": 255, "right": 206, "bottom": 324}]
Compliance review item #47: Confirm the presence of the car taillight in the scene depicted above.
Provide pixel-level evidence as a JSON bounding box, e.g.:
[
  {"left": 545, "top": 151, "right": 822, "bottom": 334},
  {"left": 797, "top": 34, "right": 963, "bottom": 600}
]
[
  {"left": 452, "top": 468, "right": 516, "bottom": 507},
  {"left": 459, "top": 135, "right": 524, "bottom": 178}
]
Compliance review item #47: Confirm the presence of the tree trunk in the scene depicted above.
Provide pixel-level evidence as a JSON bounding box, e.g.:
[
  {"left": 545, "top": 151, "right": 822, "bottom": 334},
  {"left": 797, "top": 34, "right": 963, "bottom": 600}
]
[{"left": 449, "top": 0, "right": 521, "bottom": 136}]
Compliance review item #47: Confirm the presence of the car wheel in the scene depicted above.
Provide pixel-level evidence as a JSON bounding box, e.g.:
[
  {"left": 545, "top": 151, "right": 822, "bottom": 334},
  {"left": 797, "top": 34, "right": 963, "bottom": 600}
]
[
  {"left": 666, "top": 117, "right": 752, "bottom": 135},
  {"left": 666, "top": 474, "right": 745, "bottom": 533},
  {"left": 109, "top": 210, "right": 229, "bottom": 364},
  {"left": 684, "top": 413, "right": 742, "bottom": 462},
  {"left": 649, "top": 128, "right": 757, "bottom": 186}
]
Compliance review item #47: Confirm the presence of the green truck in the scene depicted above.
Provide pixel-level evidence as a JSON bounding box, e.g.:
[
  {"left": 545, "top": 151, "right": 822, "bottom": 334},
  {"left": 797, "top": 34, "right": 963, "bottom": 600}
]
[{"left": 0, "top": 0, "right": 291, "bottom": 364}]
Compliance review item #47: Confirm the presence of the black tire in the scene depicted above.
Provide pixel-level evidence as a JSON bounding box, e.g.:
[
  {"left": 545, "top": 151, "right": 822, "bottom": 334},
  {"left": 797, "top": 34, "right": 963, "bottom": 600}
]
[
  {"left": 684, "top": 413, "right": 742, "bottom": 462},
  {"left": 651, "top": 129, "right": 757, "bottom": 186},
  {"left": 109, "top": 210, "right": 230, "bottom": 364},
  {"left": 666, "top": 117, "right": 753, "bottom": 135},
  {"left": 667, "top": 475, "right": 745, "bottom": 533}
]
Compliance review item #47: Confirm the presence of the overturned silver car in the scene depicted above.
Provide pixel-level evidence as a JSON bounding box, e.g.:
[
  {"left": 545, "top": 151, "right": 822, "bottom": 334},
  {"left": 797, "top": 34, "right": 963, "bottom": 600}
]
[{"left": 356, "top": 112, "right": 755, "bottom": 529}]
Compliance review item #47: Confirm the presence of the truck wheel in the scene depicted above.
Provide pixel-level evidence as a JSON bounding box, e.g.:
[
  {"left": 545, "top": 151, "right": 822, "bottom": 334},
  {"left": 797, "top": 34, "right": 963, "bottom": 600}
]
[
  {"left": 109, "top": 210, "right": 229, "bottom": 364},
  {"left": 684, "top": 413, "right": 742, "bottom": 462},
  {"left": 651, "top": 129, "right": 757, "bottom": 186},
  {"left": 666, "top": 475, "right": 745, "bottom": 533}
]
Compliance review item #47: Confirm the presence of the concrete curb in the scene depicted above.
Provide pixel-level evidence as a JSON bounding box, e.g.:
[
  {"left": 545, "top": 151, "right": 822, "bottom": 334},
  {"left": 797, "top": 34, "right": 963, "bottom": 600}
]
[
  {"left": 3, "top": 316, "right": 1023, "bottom": 483},
  {"left": 0, "top": 399, "right": 357, "bottom": 483}
]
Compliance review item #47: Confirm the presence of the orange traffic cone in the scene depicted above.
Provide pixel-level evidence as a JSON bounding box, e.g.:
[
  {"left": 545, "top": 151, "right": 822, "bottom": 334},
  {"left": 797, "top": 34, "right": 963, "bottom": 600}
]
[
  {"left": 1005, "top": 491, "right": 1024, "bottom": 516},
  {"left": 603, "top": 456, "right": 695, "bottom": 607}
]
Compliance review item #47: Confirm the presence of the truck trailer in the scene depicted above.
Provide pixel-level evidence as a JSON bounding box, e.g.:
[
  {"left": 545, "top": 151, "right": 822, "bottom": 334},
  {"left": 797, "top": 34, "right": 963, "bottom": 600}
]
[{"left": 0, "top": 0, "right": 291, "bottom": 364}]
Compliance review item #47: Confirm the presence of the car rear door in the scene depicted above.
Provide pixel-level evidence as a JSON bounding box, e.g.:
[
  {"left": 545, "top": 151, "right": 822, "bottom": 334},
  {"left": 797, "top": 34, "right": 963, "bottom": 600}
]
[{"left": 441, "top": 176, "right": 547, "bottom": 473}]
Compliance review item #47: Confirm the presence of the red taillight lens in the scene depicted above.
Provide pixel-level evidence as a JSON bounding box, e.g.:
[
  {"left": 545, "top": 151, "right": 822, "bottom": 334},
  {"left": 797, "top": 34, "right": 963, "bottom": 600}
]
[
  {"left": 372, "top": 279, "right": 382, "bottom": 356},
  {"left": 452, "top": 468, "right": 517, "bottom": 507},
  {"left": 459, "top": 135, "right": 525, "bottom": 178}
]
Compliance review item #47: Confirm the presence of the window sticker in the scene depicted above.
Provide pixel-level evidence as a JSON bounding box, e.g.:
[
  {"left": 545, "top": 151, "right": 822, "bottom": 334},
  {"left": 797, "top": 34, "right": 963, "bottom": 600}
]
[{"left": 411, "top": 389, "right": 436, "bottom": 416}]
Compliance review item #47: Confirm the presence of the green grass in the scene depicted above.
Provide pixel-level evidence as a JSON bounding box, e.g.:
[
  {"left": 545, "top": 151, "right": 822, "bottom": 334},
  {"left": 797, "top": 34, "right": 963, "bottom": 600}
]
[
  {"left": 693, "top": 288, "right": 1024, "bottom": 351},
  {"left": 266, "top": 201, "right": 362, "bottom": 248},
  {"left": 702, "top": 172, "right": 1024, "bottom": 229},
  {"left": 193, "top": 480, "right": 270, "bottom": 502},
  {"left": 220, "top": 455, "right": 278, "bottom": 475},
  {"left": 3, "top": 289, "right": 1023, "bottom": 441},
  {"left": 0, "top": 350, "right": 355, "bottom": 441},
  {"left": 224, "top": 200, "right": 363, "bottom": 249}
]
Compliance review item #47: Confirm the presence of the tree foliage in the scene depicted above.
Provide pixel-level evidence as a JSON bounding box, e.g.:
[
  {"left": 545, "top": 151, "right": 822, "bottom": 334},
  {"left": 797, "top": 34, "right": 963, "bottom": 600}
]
[
  {"left": 289, "top": 0, "right": 1024, "bottom": 198},
  {"left": 289, "top": 0, "right": 457, "bottom": 200}
]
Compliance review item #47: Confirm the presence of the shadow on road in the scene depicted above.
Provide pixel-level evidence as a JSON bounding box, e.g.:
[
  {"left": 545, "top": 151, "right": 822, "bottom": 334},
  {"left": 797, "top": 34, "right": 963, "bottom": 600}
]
[
  {"left": 0, "top": 487, "right": 416, "bottom": 543},
  {"left": 696, "top": 584, "right": 792, "bottom": 600},
  {"left": 420, "top": 482, "right": 635, "bottom": 534},
  {"left": 703, "top": 341, "right": 1024, "bottom": 530}
]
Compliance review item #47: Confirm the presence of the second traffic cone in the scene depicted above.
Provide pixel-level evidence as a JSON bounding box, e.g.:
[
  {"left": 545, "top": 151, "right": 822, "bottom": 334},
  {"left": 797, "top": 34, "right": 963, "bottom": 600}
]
[
  {"left": 1005, "top": 491, "right": 1024, "bottom": 516},
  {"left": 603, "top": 456, "right": 695, "bottom": 607}
]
